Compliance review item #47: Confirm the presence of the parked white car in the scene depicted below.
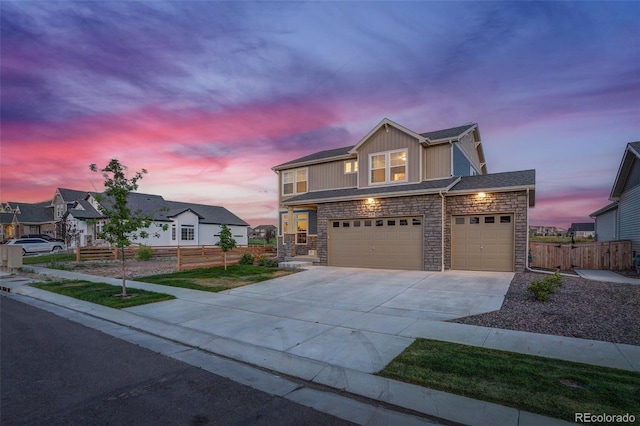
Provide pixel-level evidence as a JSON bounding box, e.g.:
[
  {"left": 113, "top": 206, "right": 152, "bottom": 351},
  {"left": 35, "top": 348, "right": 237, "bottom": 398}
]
[{"left": 5, "top": 238, "right": 65, "bottom": 255}]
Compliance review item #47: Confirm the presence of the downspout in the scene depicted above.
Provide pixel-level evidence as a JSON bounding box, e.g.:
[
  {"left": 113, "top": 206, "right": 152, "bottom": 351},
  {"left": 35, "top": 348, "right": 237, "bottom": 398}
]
[{"left": 439, "top": 189, "right": 445, "bottom": 272}]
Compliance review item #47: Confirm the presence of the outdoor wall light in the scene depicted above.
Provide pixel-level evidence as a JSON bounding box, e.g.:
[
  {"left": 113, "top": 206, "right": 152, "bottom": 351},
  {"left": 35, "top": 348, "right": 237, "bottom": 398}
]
[
  {"left": 477, "top": 192, "right": 487, "bottom": 199},
  {"left": 367, "top": 197, "right": 375, "bottom": 204}
]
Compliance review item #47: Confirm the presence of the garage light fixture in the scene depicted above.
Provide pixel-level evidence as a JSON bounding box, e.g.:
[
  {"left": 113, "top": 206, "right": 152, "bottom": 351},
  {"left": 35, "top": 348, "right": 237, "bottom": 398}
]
[
  {"left": 367, "top": 197, "right": 375, "bottom": 204},
  {"left": 477, "top": 192, "right": 487, "bottom": 199}
]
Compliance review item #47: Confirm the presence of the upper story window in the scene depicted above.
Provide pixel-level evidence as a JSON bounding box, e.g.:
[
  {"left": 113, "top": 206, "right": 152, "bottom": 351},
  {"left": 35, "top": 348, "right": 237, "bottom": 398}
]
[
  {"left": 282, "top": 168, "right": 307, "bottom": 195},
  {"left": 369, "top": 149, "right": 407, "bottom": 184},
  {"left": 55, "top": 204, "right": 65, "bottom": 219},
  {"left": 344, "top": 159, "right": 358, "bottom": 174}
]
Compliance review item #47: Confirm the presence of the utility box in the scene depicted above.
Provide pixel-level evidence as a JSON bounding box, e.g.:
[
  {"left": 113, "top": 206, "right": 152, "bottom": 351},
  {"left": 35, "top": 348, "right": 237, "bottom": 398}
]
[{"left": 1, "top": 245, "right": 23, "bottom": 271}]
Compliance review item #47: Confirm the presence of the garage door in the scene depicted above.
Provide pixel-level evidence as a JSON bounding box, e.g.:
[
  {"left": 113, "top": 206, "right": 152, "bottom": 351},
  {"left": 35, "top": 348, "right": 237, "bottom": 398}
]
[
  {"left": 451, "top": 214, "right": 514, "bottom": 272},
  {"left": 328, "top": 217, "right": 423, "bottom": 270}
]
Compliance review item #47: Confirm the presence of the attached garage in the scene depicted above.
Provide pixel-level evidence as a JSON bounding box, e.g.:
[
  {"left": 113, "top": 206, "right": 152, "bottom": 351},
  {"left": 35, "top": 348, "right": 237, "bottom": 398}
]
[
  {"left": 451, "top": 214, "right": 514, "bottom": 272},
  {"left": 328, "top": 216, "right": 423, "bottom": 270}
]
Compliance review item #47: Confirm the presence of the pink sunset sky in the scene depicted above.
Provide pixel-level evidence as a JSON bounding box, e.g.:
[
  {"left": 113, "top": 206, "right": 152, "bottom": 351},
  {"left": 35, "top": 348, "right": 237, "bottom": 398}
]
[{"left": 1, "top": 2, "right": 638, "bottom": 228}]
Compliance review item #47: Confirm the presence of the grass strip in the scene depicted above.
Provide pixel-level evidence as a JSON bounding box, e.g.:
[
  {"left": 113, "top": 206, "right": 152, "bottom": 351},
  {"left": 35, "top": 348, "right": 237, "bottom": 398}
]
[
  {"left": 32, "top": 280, "right": 175, "bottom": 309},
  {"left": 378, "top": 338, "right": 640, "bottom": 424},
  {"left": 136, "top": 264, "right": 294, "bottom": 292},
  {"left": 22, "top": 253, "right": 76, "bottom": 264}
]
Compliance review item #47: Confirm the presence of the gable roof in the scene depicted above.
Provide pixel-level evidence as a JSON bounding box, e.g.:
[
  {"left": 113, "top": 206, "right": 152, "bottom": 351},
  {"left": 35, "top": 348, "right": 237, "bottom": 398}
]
[
  {"left": 56, "top": 188, "right": 91, "bottom": 203},
  {"left": 610, "top": 141, "right": 640, "bottom": 199},
  {"left": 273, "top": 145, "right": 354, "bottom": 170},
  {"left": 65, "top": 199, "right": 103, "bottom": 220},
  {"left": 421, "top": 123, "right": 477, "bottom": 142},
  {"left": 589, "top": 201, "right": 618, "bottom": 218},
  {"left": 5, "top": 201, "right": 54, "bottom": 223},
  {"left": 273, "top": 119, "right": 482, "bottom": 171},
  {"left": 97, "top": 192, "right": 249, "bottom": 226}
]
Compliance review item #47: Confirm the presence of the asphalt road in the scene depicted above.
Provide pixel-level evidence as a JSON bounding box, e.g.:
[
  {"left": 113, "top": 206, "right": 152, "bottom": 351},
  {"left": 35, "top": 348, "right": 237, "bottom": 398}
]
[{"left": 1, "top": 296, "right": 354, "bottom": 426}]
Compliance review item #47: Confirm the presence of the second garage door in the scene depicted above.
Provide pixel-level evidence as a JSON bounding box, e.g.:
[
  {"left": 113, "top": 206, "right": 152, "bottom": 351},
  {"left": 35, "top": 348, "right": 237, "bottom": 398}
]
[
  {"left": 451, "top": 214, "right": 514, "bottom": 272},
  {"left": 328, "top": 217, "right": 423, "bottom": 270}
]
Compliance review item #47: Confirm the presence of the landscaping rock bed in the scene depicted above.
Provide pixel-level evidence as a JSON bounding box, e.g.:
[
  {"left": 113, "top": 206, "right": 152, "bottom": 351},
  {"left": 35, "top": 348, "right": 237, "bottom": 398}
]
[{"left": 451, "top": 271, "right": 640, "bottom": 346}]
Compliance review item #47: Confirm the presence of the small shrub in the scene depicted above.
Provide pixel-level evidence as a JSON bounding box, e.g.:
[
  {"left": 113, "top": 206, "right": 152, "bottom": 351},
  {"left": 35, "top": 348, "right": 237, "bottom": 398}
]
[
  {"left": 135, "top": 245, "right": 153, "bottom": 261},
  {"left": 258, "top": 256, "right": 279, "bottom": 268},
  {"left": 238, "top": 253, "right": 255, "bottom": 265},
  {"left": 527, "top": 271, "right": 563, "bottom": 301}
]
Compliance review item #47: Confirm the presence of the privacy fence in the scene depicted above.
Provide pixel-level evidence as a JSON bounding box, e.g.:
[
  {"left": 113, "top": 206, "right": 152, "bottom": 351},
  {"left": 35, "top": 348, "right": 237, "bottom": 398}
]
[
  {"left": 75, "top": 245, "right": 275, "bottom": 271},
  {"left": 529, "top": 241, "right": 632, "bottom": 271}
]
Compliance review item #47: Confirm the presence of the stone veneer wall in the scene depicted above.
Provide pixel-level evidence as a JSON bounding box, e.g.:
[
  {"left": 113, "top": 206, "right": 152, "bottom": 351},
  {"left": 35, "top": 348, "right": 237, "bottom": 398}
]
[
  {"left": 316, "top": 194, "right": 444, "bottom": 271},
  {"left": 444, "top": 190, "right": 529, "bottom": 272},
  {"left": 277, "top": 234, "right": 318, "bottom": 258}
]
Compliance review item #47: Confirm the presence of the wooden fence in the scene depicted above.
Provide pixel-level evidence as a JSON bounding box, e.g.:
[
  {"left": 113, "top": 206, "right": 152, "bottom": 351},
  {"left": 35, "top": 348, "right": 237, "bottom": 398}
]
[
  {"left": 75, "top": 245, "right": 274, "bottom": 270},
  {"left": 529, "top": 240, "right": 632, "bottom": 271},
  {"left": 76, "top": 245, "right": 178, "bottom": 261},
  {"left": 177, "top": 245, "right": 274, "bottom": 271}
]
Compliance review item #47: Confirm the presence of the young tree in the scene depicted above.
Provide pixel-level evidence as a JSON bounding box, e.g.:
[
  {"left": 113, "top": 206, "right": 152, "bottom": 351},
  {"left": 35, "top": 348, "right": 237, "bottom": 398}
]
[
  {"left": 217, "top": 224, "right": 236, "bottom": 270},
  {"left": 90, "top": 159, "right": 158, "bottom": 296}
]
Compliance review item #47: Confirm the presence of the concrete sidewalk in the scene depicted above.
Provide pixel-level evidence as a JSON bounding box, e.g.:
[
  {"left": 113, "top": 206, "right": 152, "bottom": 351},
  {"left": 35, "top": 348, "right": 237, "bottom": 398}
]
[
  {"left": 4, "top": 267, "right": 638, "bottom": 425},
  {"left": 574, "top": 268, "right": 640, "bottom": 285}
]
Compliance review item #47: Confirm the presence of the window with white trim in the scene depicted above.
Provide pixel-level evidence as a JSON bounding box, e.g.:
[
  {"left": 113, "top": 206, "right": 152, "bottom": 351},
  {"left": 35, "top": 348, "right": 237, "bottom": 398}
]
[
  {"left": 295, "top": 213, "right": 308, "bottom": 244},
  {"left": 344, "top": 160, "right": 358, "bottom": 174},
  {"left": 369, "top": 149, "right": 407, "bottom": 184},
  {"left": 181, "top": 225, "right": 194, "bottom": 241},
  {"left": 282, "top": 168, "right": 307, "bottom": 195}
]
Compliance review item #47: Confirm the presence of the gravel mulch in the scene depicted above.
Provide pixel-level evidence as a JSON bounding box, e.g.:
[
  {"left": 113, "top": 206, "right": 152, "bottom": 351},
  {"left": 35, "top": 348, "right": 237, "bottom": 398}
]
[{"left": 451, "top": 271, "right": 640, "bottom": 346}]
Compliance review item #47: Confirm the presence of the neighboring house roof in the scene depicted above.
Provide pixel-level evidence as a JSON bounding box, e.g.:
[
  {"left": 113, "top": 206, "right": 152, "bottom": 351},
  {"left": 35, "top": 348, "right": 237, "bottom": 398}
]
[
  {"left": 66, "top": 199, "right": 104, "bottom": 220},
  {"left": 57, "top": 188, "right": 90, "bottom": 202},
  {"left": 610, "top": 141, "right": 640, "bottom": 199},
  {"left": 569, "top": 223, "right": 594, "bottom": 232},
  {"left": 6, "top": 201, "right": 54, "bottom": 223},
  {"left": 98, "top": 192, "right": 249, "bottom": 226},
  {"left": 589, "top": 202, "right": 618, "bottom": 218},
  {"left": 0, "top": 212, "right": 15, "bottom": 225},
  {"left": 254, "top": 225, "right": 277, "bottom": 231}
]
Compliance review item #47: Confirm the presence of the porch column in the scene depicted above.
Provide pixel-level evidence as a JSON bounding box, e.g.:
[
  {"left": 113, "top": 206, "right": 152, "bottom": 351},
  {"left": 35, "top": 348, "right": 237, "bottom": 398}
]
[{"left": 285, "top": 206, "right": 295, "bottom": 258}]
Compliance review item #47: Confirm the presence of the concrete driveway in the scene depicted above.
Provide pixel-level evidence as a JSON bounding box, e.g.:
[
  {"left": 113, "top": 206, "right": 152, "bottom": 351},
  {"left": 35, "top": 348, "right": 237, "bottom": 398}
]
[{"left": 126, "top": 267, "right": 513, "bottom": 373}]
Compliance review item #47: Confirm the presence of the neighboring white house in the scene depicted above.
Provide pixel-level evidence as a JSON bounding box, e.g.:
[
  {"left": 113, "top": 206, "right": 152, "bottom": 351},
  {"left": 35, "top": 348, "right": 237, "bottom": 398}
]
[
  {"left": 590, "top": 142, "right": 640, "bottom": 257},
  {"left": 11, "top": 188, "right": 250, "bottom": 248}
]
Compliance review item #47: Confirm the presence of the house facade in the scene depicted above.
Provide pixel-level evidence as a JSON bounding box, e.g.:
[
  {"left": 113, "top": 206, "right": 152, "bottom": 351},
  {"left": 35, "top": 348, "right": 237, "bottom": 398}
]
[
  {"left": 567, "top": 222, "right": 595, "bottom": 239},
  {"left": 590, "top": 142, "right": 640, "bottom": 257},
  {"left": 2, "top": 188, "right": 250, "bottom": 248},
  {"left": 273, "top": 118, "right": 535, "bottom": 272}
]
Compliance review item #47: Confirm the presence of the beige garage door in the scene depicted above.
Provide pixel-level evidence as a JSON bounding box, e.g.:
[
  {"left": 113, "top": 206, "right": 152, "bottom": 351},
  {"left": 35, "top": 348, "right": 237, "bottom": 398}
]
[
  {"left": 451, "top": 214, "right": 514, "bottom": 272},
  {"left": 328, "top": 217, "right": 423, "bottom": 270}
]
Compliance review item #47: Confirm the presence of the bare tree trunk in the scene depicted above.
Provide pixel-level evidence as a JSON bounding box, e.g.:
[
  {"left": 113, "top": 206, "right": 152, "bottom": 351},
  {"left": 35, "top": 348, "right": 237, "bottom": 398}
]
[
  {"left": 224, "top": 252, "right": 227, "bottom": 271},
  {"left": 120, "top": 247, "right": 127, "bottom": 296}
]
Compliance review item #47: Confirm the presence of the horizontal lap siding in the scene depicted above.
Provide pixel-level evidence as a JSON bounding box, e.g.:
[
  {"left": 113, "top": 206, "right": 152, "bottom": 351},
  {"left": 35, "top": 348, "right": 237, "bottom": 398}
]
[{"left": 619, "top": 185, "right": 640, "bottom": 256}]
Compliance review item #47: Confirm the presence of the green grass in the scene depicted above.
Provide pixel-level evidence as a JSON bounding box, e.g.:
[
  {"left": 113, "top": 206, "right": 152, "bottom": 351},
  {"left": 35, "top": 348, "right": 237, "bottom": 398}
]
[
  {"left": 530, "top": 235, "right": 594, "bottom": 243},
  {"left": 22, "top": 253, "right": 76, "bottom": 264},
  {"left": 378, "top": 339, "right": 640, "bottom": 424},
  {"left": 32, "top": 280, "right": 175, "bottom": 309},
  {"left": 136, "top": 264, "right": 295, "bottom": 292}
]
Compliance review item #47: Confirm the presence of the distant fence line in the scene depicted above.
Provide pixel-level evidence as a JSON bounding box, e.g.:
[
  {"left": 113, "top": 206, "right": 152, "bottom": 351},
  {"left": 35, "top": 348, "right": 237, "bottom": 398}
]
[
  {"left": 529, "top": 240, "right": 632, "bottom": 271},
  {"left": 75, "top": 245, "right": 275, "bottom": 271}
]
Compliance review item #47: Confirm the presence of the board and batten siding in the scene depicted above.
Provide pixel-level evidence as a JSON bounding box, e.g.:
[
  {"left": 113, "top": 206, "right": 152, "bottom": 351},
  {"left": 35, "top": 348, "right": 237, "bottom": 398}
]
[
  {"left": 618, "top": 184, "right": 640, "bottom": 256},
  {"left": 424, "top": 143, "right": 451, "bottom": 179},
  {"left": 357, "top": 126, "right": 421, "bottom": 187},
  {"left": 308, "top": 160, "right": 357, "bottom": 191},
  {"left": 456, "top": 133, "right": 482, "bottom": 172},
  {"left": 594, "top": 208, "right": 617, "bottom": 242}
]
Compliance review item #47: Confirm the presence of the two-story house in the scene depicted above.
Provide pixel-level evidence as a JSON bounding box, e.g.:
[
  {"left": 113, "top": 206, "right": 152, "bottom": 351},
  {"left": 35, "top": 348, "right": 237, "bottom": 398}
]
[{"left": 273, "top": 118, "right": 535, "bottom": 272}]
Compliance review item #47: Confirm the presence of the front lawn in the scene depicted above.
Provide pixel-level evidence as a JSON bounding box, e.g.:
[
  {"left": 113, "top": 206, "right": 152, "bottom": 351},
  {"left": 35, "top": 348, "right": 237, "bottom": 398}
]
[
  {"left": 32, "top": 280, "right": 176, "bottom": 309},
  {"left": 22, "top": 253, "right": 76, "bottom": 264},
  {"left": 378, "top": 339, "right": 640, "bottom": 424},
  {"left": 136, "top": 264, "right": 296, "bottom": 292}
]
